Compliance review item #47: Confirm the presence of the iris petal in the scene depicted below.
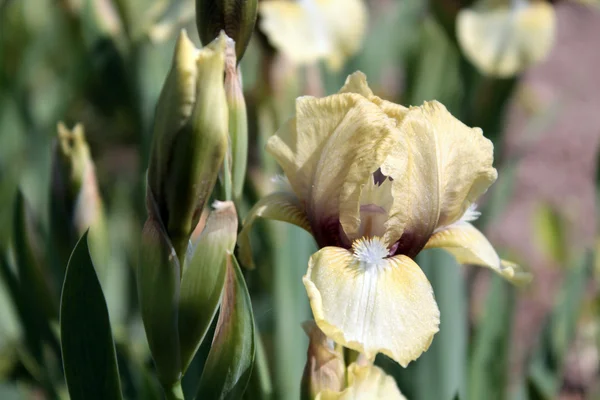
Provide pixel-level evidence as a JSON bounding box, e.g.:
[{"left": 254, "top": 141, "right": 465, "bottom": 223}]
[
  {"left": 267, "top": 93, "right": 399, "bottom": 245},
  {"left": 425, "top": 221, "right": 532, "bottom": 285},
  {"left": 304, "top": 242, "right": 440, "bottom": 367},
  {"left": 418, "top": 101, "right": 497, "bottom": 228},
  {"left": 316, "top": 363, "right": 406, "bottom": 400},
  {"left": 238, "top": 192, "right": 311, "bottom": 269},
  {"left": 457, "top": 2, "right": 556, "bottom": 78},
  {"left": 258, "top": 0, "right": 367, "bottom": 70}
]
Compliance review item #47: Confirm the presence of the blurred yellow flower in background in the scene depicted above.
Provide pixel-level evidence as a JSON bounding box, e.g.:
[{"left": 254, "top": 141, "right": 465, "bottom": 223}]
[
  {"left": 258, "top": 0, "right": 367, "bottom": 70},
  {"left": 457, "top": 0, "right": 556, "bottom": 77},
  {"left": 240, "top": 71, "right": 529, "bottom": 367}
]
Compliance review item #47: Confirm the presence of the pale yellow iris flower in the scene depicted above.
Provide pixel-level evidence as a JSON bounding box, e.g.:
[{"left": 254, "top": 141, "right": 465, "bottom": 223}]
[
  {"left": 239, "top": 71, "right": 529, "bottom": 367},
  {"left": 457, "top": 0, "right": 556, "bottom": 77},
  {"left": 258, "top": 0, "right": 367, "bottom": 70},
  {"left": 303, "top": 321, "right": 405, "bottom": 400},
  {"left": 316, "top": 363, "right": 406, "bottom": 400}
]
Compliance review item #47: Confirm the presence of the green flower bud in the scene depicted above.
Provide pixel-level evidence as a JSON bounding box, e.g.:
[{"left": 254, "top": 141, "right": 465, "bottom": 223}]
[
  {"left": 196, "top": 0, "right": 258, "bottom": 62},
  {"left": 50, "top": 122, "right": 107, "bottom": 274},
  {"left": 147, "top": 30, "right": 229, "bottom": 264},
  {"left": 179, "top": 201, "right": 238, "bottom": 372},
  {"left": 223, "top": 39, "right": 248, "bottom": 201},
  {"left": 138, "top": 190, "right": 182, "bottom": 387}
]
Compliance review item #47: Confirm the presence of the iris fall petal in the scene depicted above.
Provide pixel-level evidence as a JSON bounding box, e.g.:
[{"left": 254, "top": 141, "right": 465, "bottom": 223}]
[
  {"left": 238, "top": 192, "right": 312, "bottom": 268},
  {"left": 425, "top": 221, "right": 532, "bottom": 285},
  {"left": 304, "top": 241, "right": 440, "bottom": 367}
]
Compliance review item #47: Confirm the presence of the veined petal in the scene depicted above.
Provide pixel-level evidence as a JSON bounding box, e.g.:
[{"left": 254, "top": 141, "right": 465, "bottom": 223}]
[
  {"left": 267, "top": 94, "right": 399, "bottom": 245},
  {"left": 238, "top": 192, "right": 311, "bottom": 269},
  {"left": 419, "top": 101, "right": 497, "bottom": 228},
  {"left": 338, "top": 72, "right": 409, "bottom": 123},
  {"left": 268, "top": 95, "right": 372, "bottom": 202},
  {"left": 380, "top": 108, "right": 440, "bottom": 252},
  {"left": 425, "top": 221, "right": 532, "bottom": 285},
  {"left": 317, "top": 363, "right": 406, "bottom": 400},
  {"left": 304, "top": 240, "right": 440, "bottom": 367},
  {"left": 338, "top": 71, "right": 374, "bottom": 98},
  {"left": 313, "top": 98, "right": 398, "bottom": 243},
  {"left": 456, "top": 1, "right": 556, "bottom": 77}
]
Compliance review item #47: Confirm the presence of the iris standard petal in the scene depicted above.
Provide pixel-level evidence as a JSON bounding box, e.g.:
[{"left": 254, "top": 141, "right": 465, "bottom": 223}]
[
  {"left": 304, "top": 240, "right": 440, "bottom": 367},
  {"left": 418, "top": 101, "right": 497, "bottom": 228},
  {"left": 425, "top": 221, "right": 532, "bottom": 285},
  {"left": 457, "top": 1, "right": 556, "bottom": 78},
  {"left": 267, "top": 94, "right": 399, "bottom": 244},
  {"left": 317, "top": 363, "right": 406, "bottom": 400},
  {"left": 379, "top": 107, "right": 440, "bottom": 252},
  {"left": 238, "top": 192, "right": 312, "bottom": 269},
  {"left": 338, "top": 72, "right": 409, "bottom": 124}
]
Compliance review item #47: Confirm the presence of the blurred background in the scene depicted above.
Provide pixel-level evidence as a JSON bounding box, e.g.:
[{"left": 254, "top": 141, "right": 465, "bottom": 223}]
[{"left": 0, "top": 0, "right": 598, "bottom": 399}]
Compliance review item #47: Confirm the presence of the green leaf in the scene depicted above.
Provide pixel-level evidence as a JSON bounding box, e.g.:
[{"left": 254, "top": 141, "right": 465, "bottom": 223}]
[
  {"left": 468, "top": 276, "right": 515, "bottom": 400},
  {"left": 60, "top": 231, "right": 123, "bottom": 400},
  {"left": 387, "top": 249, "right": 467, "bottom": 400},
  {"left": 13, "top": 191, "right": 57, "bottom": 321},
  {"left": 179, "top": 201, "right": 237, "bottom": 372},
  {"left": 272, "top": 224, "right": 313, "bottom": 398},
  {"left": 196, "top": 254, "right": 255, "bottom": 399},
  {"left": 526, "top": 252, "right": 592, "bottom": 398},
  {"left": 12, "top": 191, "right": 58, "bottom": 363},
  {"left": 415, "top": 249, "right": 467, "bottom": 400},
  {"left": 533, "top": 204, "right": 567, "bottom": 265},
  {"left": 243, "top": 330, "right": 273, "bottom": 400}
]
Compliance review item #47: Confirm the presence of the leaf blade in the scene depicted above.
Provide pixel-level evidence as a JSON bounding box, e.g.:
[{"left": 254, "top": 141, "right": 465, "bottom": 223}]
[{"left": 60, "top": 231, "right": 123, "bottom": 400}]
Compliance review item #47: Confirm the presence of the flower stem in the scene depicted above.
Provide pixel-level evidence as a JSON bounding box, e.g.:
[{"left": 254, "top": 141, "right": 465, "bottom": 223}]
[{"left": 163, "top": 381, "right": 184, "bottom": 400}]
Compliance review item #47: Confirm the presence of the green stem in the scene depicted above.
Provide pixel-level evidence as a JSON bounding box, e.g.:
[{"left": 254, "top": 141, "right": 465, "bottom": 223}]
[
  {"left": 223, "top": 154, "right": 233, "bottom": 201},
  {"left": 163, "top": 381, "right": 184, "bottom": 400}
]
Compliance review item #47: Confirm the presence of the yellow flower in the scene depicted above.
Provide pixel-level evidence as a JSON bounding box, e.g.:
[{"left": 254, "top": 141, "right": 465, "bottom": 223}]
[
  {"left": 316, "top": 363, "right": 405, "bottom": 400},
  {"left": 258, "top": 0, "right": 367, "bottom": 70},
  {"left": 302, "top": 321, "right": 405, "bottom": 400},
  {"left": 456, "top": 0, "right": 556, "bottom": 77},
  {"left": 239, "top": 71, "right": 530, "bottom": 367}
]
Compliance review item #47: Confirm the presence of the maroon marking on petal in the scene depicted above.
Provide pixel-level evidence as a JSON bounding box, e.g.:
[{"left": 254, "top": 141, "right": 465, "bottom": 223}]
[
  {"left": 392, "top": 230, "right": 431, "bottom": 259},
  {"left": 372, "top": 168, "right": 387, "bottom": 185},
  {"left": 311, "top": 217, "right": 351, "bottom": 249},
  {"left": 372, "top": 168, "right": 394, "bottom": 186}
]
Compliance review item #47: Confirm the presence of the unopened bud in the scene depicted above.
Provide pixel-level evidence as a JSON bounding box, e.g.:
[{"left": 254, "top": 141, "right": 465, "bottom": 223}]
[
  {"left": 301, "top": 321, "right": 345, "bottom": 400},
  {"left": 51, "top": 123, "right": 107, "bottom": 272},
  {"left": 196, "top": 0, "right": 258, "bottom": 62},
  {"left": 147, "top": 30, "right": 229, "bottom": 263},
  {"left": 138, "top": 191, "right": 182, "bottom": 387},
  {"left": 179, "top": 201, "right": 238, "bottom": 372},
  {"left": 224, "top": 40, "right": 248, "bottom": 201}
]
